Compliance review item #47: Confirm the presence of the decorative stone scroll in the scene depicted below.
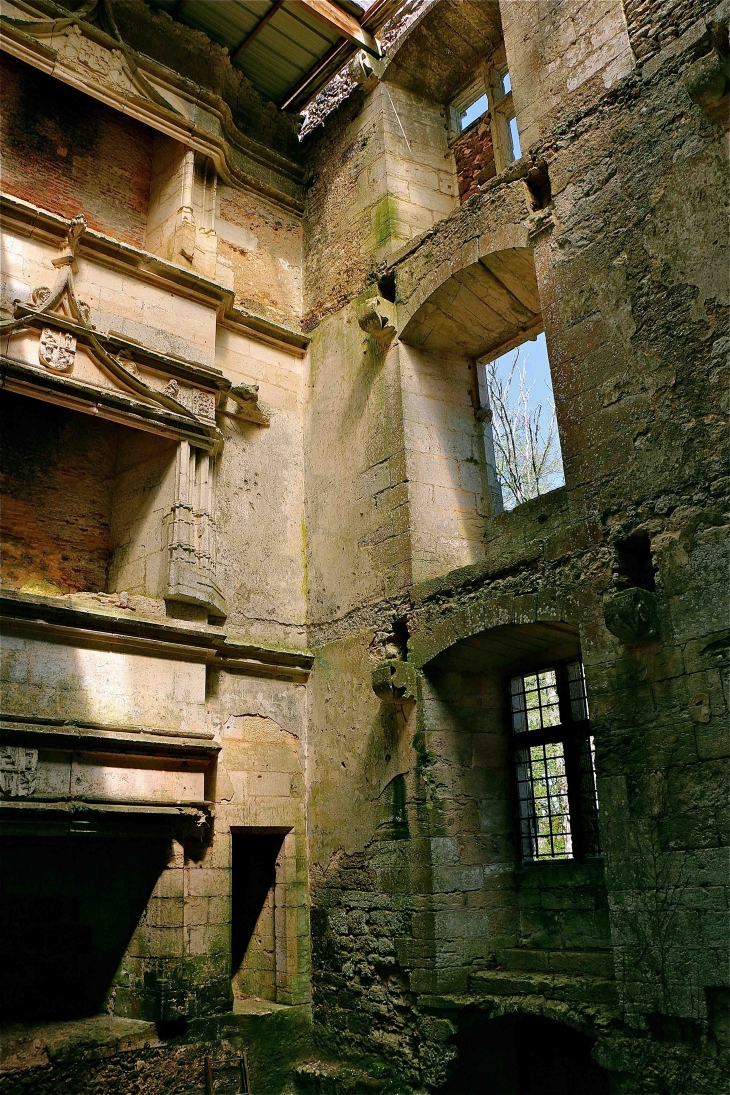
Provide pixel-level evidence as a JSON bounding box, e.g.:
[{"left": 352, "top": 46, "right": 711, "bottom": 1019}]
[{"left": 0, "top": 746, "right": 38, "bottom": 798}]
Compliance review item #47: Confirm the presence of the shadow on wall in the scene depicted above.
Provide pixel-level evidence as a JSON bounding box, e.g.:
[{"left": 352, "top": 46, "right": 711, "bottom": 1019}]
[
  {"left": 0, "top": 834, "right": 168, "bottom": 1021},
  {"left": 438, "top": 1012, "right": 610, "bottom": 1095}
]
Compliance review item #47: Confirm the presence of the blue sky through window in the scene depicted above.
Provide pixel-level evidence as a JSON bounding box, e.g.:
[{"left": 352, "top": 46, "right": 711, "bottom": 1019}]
[{"left": 460, "top": 93, "right": 489, "bottom": 130}]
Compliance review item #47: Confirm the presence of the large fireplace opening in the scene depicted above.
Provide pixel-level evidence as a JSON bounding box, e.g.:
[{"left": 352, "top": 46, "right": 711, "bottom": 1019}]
[
  {"left": 439, "top": 1012, "right": 610, "bottom": 1095},
  {"left": 0, "top": 833, "right": 168, "bottom": 1022}
]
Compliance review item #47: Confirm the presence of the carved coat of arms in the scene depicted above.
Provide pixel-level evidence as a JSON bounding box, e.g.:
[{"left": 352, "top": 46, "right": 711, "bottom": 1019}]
[
  {"left": 0, "top": 747, "right": 38, "bottom": 798},
  {"left": 40, "top": 328, "right": 77, "bottom": 373}
]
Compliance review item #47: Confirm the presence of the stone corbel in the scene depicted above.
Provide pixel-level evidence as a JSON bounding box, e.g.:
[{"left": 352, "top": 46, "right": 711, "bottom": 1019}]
[
  {"left": 348, "top": 49, "right": 380, "bottom": 93},
  {"left": 603, "top": 588, "right": 659, "bottom": 642},
  {"left": 372, "top": 659, "right": 418, "bottom": 703},
  {"left": 357, "top": 288, "right": 397, "bottom": 346},
  {"left": 227, "top": 383, "right": 271, "bottom": 426}
]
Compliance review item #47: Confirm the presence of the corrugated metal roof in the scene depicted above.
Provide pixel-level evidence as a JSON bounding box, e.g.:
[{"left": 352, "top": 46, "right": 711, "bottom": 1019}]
[{"left": 145, "top": 0, "right": 396, "bottom": 110}]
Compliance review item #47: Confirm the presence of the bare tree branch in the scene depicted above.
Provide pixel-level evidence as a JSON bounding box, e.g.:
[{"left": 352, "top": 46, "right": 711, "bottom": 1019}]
[{"left": 484, "top": 348, "right": 564, "bottom": 510}]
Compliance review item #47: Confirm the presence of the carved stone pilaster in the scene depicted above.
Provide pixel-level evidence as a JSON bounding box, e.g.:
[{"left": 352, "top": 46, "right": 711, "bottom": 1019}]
[{"left": 165, "top": 441, "right": 226, "bottom": 618}]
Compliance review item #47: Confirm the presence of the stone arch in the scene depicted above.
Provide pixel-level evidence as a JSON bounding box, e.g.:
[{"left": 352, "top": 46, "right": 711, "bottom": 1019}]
[
  {"left": 397, "top": 225, "right": 541, "bottom": 359},
  {"left": 409, "top": 588, "right": 582, "bottom": 670}
]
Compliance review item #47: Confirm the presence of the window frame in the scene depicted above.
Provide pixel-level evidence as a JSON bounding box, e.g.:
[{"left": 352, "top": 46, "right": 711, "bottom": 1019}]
[
  {"left": 509, "top": 659, "right": 601, "bottom": 865},
  {"left": 447, "top": 49, "right": 521, "bottom": 173}
]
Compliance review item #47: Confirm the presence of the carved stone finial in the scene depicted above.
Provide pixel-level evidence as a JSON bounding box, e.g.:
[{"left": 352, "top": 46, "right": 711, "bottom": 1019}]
[
  {"left": 603, "top": 587, "right": 659, "bottom": 642},
  {"left": 53, "top": 214, "right": 88, "bottom": 268}
]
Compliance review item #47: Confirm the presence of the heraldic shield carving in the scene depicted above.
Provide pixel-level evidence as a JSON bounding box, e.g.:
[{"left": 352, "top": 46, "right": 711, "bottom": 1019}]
[
  {"left": 0, "top": 746, "right": 38, "bottom": 798},
  {"left": 39, "top": 327, "right": 77, "bottom": 373}
]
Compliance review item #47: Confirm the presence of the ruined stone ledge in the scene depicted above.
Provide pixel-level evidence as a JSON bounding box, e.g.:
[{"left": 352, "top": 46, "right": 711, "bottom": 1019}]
[
  {"left": 0, "top": 590, "right": 314, "bottom": 680},
  {"left": 0, "top": 1015, "right": 159, "bottom": 1074},
  {"left": 0, "top": 713, "right": 222, "bottom": 754}
]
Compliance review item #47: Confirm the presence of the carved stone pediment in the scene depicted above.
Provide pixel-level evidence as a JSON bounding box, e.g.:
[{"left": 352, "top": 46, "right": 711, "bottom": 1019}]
[
  {"left": 0, "top": 1, "right": 181, "bottom": 115},
  {"left": 1, "top": 214, "right": 223, "bottom": 446}
]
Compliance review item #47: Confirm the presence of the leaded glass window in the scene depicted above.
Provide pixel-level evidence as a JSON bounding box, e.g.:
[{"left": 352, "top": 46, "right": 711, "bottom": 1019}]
[{"left": 509, "top": 661, "right": 601, "bottom": 862}]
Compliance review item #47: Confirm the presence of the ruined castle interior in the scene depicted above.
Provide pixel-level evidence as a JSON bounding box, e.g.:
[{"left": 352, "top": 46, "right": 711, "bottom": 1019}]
[{"left": 0, "top": 0, "right": 727, "bottom": 1092}]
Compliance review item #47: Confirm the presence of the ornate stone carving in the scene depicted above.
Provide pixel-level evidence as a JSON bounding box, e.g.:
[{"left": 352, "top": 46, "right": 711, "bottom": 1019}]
[
  {"left": 0, "top": 746, "right": 38, "bottom": 798},
  {"left": 603, "top": 588, "right": 659, "bottom": 642},
  {"left": 192, "top": 389, "right": 216, "bottom": 422},
  {"left": 39, "top": 328, "right": 77, "bottom": 373},
  {"left": 31, "top": 286, "right": 52, "bottom": 307},
  {"left": 56, "top": 24, "right": 128, "bottom": 92},
  {"left": 165, "top": 381, "right": 217, "bottom": 423}
]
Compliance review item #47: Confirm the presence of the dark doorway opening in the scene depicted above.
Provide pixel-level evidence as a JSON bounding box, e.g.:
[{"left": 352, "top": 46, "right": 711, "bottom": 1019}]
[
  {"left": 0, "top": 834, "right": 168, "bottom": 1022},
  {"left": 439, "top": 1013, "right": 610, "bottom": 1095},
  {"left": 231, "top": 831, "right": 286, "bottom": 1002}
]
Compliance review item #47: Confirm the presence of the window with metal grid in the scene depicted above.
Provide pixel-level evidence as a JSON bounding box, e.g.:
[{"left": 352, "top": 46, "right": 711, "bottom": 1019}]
[{"left": 510, "top": 660, "right": 601, "bottom": 862}]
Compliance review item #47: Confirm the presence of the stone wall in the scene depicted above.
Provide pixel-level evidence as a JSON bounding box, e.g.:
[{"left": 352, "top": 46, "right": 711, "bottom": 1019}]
[
  {"left": 0, "top": 53, "right": 153, "bottom": 248},
  {"left": 0, "top": 392, "right": 117, "bottom": 595},
  {"left": 452, "top": 118, "right": 496, "bottom": 201},
  {"left": 623, "top": 0, "right": 719, "bottom": 63}
]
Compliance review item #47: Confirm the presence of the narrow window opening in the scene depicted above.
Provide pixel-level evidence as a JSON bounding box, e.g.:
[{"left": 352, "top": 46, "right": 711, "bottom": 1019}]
[
  {"left": 231, "top": 831, "right": 286, "bottom": 1003},
  {"left": 477, "top": 332, "right": 565, "bottom": 512},
  {"left": 510, "top": 660, "right": 601, "bottom": 863},
  {"left": 616, "top": 532, "right": 656, "bottom": 591},
  {"left": 526, "top": 160, "right": 552, "bottom": 211},
  {"left": 508, "top": 115, "right": 522, "bottom": 160},
  {"left": 377, "top": 273, "right": 396, "bottom": 303}
]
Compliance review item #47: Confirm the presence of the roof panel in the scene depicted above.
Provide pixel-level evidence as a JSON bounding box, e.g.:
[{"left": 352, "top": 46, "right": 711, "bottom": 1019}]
[{"left": 143, "top": 0, "right": 383, "bottom": 108}]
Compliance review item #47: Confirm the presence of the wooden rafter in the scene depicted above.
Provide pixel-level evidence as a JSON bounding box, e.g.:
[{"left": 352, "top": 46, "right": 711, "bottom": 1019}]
[
  {"left": 292, "top": 0, "right": 381, "bottom": 58},
  {"left": 231, "top": 0, "right": 285, "bottom": 64}
]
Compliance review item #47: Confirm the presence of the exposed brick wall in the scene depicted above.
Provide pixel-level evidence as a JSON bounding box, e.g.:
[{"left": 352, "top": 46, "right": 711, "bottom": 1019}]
[
  {"left": 0, "top": 53, "right": 152, "bottom": 246},
  {"left": 623, "top": 0, "right": 717, "bottom": 63},
  {"left": 0, "top": 392, "right": 117, "bottom": 595},
  {"left": 452, "top": 118, "right": 497, "bottom": 203}
]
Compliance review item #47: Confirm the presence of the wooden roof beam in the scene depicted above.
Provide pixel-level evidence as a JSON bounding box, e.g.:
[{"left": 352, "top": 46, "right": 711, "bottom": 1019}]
[{"left": 292, "top": 0, "right": 382, "bottom": 57}]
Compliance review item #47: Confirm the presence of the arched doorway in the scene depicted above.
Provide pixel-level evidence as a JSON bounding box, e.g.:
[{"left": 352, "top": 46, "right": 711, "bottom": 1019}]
[{"left": 439, "top": 1013, "right": 610, "bottom": 1095}]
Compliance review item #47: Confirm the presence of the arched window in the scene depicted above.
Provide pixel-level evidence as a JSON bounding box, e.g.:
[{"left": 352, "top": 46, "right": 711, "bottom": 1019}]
[{"left": 510, "top": 660, "right": 601, "bottom": 862}]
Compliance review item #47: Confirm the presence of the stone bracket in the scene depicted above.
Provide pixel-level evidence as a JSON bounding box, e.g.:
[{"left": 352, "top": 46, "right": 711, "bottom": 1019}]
[
  {"left": 372, "top": 659, "right": 418, "bottom": 702},
  {"left": 227, "top": 383, "right": 271, "bottom": 425},
  {"left": 356, "top": 288, "right": 397, "bottom": 346}
]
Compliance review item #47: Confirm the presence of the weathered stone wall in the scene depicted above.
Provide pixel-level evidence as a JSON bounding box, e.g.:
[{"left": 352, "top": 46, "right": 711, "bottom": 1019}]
[
  {"left": 0, "top": 53, "right": 153, "bottom": 248},
  {"left": 500, "top": 0, "right": 635, "bottom": 152},
  {"left": 300, "top": 0, "right": 729, "bottom": 1090},
  {"left": 623, "top": 0, "right": 719, "bottom": 64},
  {"left": 217, "top": 187, "right": 303, "bottom": 326},
  {"left": 303, "top": 80, "right": 457, "bottom": 330},
  {"left": 0, "top": 392, "right": 117, "bottom": 595}
]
